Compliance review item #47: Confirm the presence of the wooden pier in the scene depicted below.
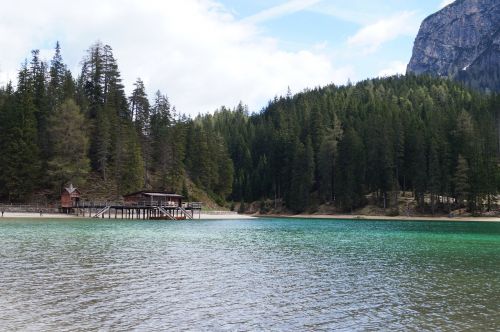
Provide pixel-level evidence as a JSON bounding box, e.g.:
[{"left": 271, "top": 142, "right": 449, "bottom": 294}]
[
  {"left": 74, "top": 201, "right": 203, "bottom": 220},
  {"left": 61, "top": 190, "right": 201, "bottom": 220}
]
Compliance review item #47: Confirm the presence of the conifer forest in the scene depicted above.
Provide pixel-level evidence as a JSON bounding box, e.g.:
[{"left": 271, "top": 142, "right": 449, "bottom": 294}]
[{"left": 1, "top": 43, "right": 499, "bottom": 214}]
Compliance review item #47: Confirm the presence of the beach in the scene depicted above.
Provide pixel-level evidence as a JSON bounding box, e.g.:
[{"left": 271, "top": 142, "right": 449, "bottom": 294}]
[
  {"left": 0, "top": 212, "right": 79, "bottom": 219},
  {"left": 198, "top": 212, "right": 255, "bottom": 220},
  {"left": 2, "top": 211, "right": 499, "bottom": 222},
  {"left": 265, "top": 213, "right": 500, "bottom": 223}
]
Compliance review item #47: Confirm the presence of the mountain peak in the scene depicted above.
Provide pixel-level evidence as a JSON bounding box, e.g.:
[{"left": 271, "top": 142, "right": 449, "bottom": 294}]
[{"left": 407, "top": 0, "right": 500, "bottom": 92}]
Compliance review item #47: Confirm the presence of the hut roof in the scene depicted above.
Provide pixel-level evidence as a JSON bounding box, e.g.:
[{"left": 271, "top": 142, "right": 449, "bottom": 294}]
[
  {"left": 124, "top": 191, "right": 183, "bottom": 198},
  {"left": 64, "top": 184, "right": 80, "bottom": 195}
]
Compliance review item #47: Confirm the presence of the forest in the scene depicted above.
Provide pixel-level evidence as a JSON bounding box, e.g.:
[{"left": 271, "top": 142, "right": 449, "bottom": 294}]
[{"left": 0, "top": 42, "right": 499, "bottom": 214}]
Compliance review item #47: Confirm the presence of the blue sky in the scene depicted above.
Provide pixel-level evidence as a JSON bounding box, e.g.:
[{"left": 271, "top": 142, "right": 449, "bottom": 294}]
[
  {"left": 0, "top": 0, "right": 454, "bottom": 115},
  {"left": 221, "top": 0, "right": 451, "bottom": 79}
]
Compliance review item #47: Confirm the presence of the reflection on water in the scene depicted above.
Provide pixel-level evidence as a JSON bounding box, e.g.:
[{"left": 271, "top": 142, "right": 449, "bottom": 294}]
[{"left": 0, "top": 218, "right": 499, "bottom": 331}]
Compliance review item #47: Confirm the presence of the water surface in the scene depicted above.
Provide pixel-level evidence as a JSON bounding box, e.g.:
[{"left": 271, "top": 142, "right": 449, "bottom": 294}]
[{"left": 1, "top": 218, "right": 499, "bottom": 331}]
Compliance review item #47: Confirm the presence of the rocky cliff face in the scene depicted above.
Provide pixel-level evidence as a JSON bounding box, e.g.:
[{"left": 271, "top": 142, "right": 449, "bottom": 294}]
[{"left": 407, "top": 0, "right": 500, "bottom": 92}]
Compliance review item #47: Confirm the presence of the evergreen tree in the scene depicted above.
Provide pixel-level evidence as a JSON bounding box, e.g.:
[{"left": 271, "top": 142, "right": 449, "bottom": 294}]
[
  {"left": 453, "top": 154, "right": 469, "bottom": 207},
  {"left": 129, "top": 78, "right": 151, "bottom": 187},
  {"left": 48, "top": 41, "right": 67, "bottom": 108},
  {"left": 318, "top": 115, "right": 343, "bottom": 202},
  {"left": 287, "top": 137, "right": 315, "bottom": 213},
  {"left": 1, "top": 62, "right": 41, "bottom": 201},
  {"left": 30, "top": 50, "right": 51, "bottom": 170},
  {"left": 130, "top": 78, "right": 150, "bottom": 135},
  {"left": 0, "top": 44, "right": 498, "bottom": 214},
  {"left": 335, "top": 128, "right": 365, "bottom": 212},
  {"left": 428, "top": 137, "right": 441, "bottom": 214},
  {"left": 47, "top": 99, "right": 90, "bottom": 191},
  {"left": 119, "top": 126, "right": 145, "bottom": 194}
]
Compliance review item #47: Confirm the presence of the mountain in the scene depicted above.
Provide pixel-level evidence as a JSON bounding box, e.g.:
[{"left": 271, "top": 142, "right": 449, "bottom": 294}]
[{"left": 407, "top": 0, "right": 500, "bottom": 92}]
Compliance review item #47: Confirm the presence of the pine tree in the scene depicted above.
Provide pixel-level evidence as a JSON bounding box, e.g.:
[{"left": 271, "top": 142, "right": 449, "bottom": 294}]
[
  {"left": 47, "top": 99, "right": 90, "bottom": 192},
  {"left": 428, "top": 137, "right": 441, "bottom": 214},
  {"left": 130, "top": 78, "right": 150, "bottom": 135},
  {"left": 453, "top": 154, "right": 469, "bottom": 207},
  {"left": 48, "top": 42, "right": 67, "bottom": 109},
  {"left": 30, "top": 50, "right": 51, "bottom": 171},
  {"left": 335, "top": 128, "right": 365, "bottom": 212},
  {"left": 288, "top": 137, "right": 315, "bottom": 212},
  {"left": 1, "top": 62, "right": 41, "bottom": 201},
  {"left": 150, "top": 91, "right": 172, "bottom": 183},
  {"left": 119, "top": 126, "right": 145, "bottom": 194},
  {"left": 129, "top": 78, "right": 151, "bottom": 187},
  {"left": 318, "top": 114, "right": 343, "bottom": 202}
]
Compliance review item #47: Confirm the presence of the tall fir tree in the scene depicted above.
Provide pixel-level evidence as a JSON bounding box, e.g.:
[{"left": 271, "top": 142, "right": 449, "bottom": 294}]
[{"left": 47, "top": 99, "right": 90, "bottom": 192}]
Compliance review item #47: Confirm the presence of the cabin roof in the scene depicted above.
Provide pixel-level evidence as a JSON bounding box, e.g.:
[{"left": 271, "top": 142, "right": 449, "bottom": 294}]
[
  {"left": 64, "top": 184, "right": 80, "bottom": 195},
  {"left": 143, "top": 192, "right": 183, "bottom": 198},
  {"left": 124, "top": 191, "right": 184, "bottom": 198}
]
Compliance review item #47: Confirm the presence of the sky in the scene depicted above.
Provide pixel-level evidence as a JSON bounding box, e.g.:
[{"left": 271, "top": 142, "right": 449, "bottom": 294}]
[{"left": 0, "top": 0, "right": 455, "bottom": 115}]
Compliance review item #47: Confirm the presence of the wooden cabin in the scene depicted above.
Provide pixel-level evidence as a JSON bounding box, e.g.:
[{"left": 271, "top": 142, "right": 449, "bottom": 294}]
[
  {"left": 123, "top": 191, "right": 183, "bottom": 207},
  {"left": 61, "top": 184, "right": 81, "bottom": 209}
]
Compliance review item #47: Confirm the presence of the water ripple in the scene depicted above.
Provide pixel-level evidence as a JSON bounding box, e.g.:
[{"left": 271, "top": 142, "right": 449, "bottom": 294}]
[{"left": 0, "top": 218, "right": 499, "bottom": 331}]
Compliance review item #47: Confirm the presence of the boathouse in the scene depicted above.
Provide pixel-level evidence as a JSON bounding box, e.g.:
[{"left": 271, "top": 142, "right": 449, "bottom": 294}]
[
  {"left": 74, "top": 191, "right": 200, "bottom": 220},
  {"left": 61, "top": 184, "right": 81, "bottom": 211},
  {"left": 123, "top": 191, "right": 183, "bottom": 207}
]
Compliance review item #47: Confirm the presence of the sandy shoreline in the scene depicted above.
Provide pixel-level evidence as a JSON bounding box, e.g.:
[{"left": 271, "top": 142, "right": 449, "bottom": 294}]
[
  {"left": 0, "top": 212, "right": 79, "bottom": 219},
  {"left": 198, "top": 213, "right": 255, "bottom": 220},
  {"left": 261, "top": 213, "right": 500, "bottom": 223},
  {"left": 1, "top": 212, "right": 498, "bottom": 222}
]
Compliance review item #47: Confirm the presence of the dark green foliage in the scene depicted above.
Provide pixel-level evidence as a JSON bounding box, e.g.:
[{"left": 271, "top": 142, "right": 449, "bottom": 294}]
[
  {"left": 195, "top": 74, "right": 499, "bottom": 214},
  {"left": 129, "top": 78, "right": 151, "bottom": 187},
  {"left": 0, "top": 43, "right": 498, "bottom": 216},
  {"left": 118, "top": 125, "right": 145, "bottom": 194},
  {"left": 317, "top": 115, "right": 342, "bottom": 202},
  {"left": 182, "top": 180, "right": 189, "bottom": 200},
  {"left": 149, "top": 92, "right": 189, "bottom": 192},
  {"left": 184, "top": 119, "right": 234, "bottom": 201},
  {"left": 453, "top": 154, "right": 469, "bottom": 206},
  {"left": 287, "top": 137, "right": 315, "bottom": 213},
  {"left": 130, "top": 78, "right": 150, "bottom": 135},
  {"left": 335, "top": 128, "right": 365, "bottom": 211},
  {"left": 0, "top": 63, "right": 41, "bottom": 201},
  {"left": 47, "top": 99, "right": 90, "bottom": 191}
]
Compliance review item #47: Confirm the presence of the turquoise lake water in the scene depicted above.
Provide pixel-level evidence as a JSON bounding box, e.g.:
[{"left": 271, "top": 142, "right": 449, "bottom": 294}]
[{"left": 0, "top": 218, "right": 499, "bottom": 331}]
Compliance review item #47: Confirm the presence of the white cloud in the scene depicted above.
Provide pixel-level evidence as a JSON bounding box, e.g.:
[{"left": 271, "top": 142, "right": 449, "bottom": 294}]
[
  {"left": 378, "top": 61, "right": 407, "bottom": 77},
  {"left": 347, "top": 11, "right": 419, "bottom": 54},
  {"left": 243, "top": 0, "right": 323, "bottom": 24},
  {"left": 310, "top": 3, "right": 383, "bottom": 25},
  {"left": 0, "top": 0, "right": 349, "bottom": 115},
  {"left": 440, "top": 0, "right": 455, "bottom": 8}
]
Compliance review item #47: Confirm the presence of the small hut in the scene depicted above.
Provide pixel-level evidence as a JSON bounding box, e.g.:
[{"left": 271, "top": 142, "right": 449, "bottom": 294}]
[
  {"left": 60, "top": 184, "right": 81, "bottom": 212},
  {"left": 123, "top": 191, "right": 183, "bottom": 207}
]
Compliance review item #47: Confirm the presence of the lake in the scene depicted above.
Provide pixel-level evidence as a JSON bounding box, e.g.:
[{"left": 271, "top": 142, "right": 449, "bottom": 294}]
[{"left": 0, "top": 218, "right": 499, "bottom": 331}]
